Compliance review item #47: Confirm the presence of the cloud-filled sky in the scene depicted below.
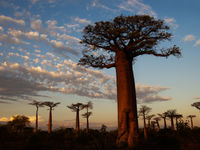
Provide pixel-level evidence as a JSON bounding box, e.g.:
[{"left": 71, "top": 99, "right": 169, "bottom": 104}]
[{"left": 0, "top": 0, "right": 200, "bottom": 129}]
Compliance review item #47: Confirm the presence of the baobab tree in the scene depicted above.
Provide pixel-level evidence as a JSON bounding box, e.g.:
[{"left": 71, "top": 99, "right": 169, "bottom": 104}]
[
  {"left": 153, "top": 117, "right": 161, "bottom": 131},
  {"left": 187, "top": 115, "right": 196, "bottom": 129},
  {"left": 78, "top": 15, "right": 181, "bottom": 147},
  {"left": 67, "top": 103, "right": 84, "bottom": 133},
  {"left": 174, "top": 114, "right": 183, "bottom": 130},
  {"left": 82, "top": 101, "right": 93, "bottom": 133},
  {"left": 158, "top": 112, "right": 168, "bottom": 129},
  {"left": 42, "top": 101, "right": 60, "bottom": 134},
  {"left": 146, "top": 114, "right": 155, "bottom": 130},
  {"left": 166, "top": 109, "right": 177, "bottom": 130},
  {"left": 139, "top": 105, "right": 151, "bottom": 139},
  {"left": 191, "top": 102, "right": 200, "bottom": 110},
  {"left": 29, "top": 100, "right": 44, "bottom": 132}
]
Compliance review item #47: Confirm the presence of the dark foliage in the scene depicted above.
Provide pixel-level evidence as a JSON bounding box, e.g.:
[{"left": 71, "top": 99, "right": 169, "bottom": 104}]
[{"left": 0, "top": 124, "right": 200, "bottom": 150}]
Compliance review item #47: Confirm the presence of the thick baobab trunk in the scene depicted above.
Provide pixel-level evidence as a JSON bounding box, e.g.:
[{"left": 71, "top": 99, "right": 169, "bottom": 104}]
[
  {"left": 163, "top": 118, "right": 167, "bottom": 129},
  {"left": 115, "top": 51, "right": 139, "bottom": 148},
  {"left": 190, "top": 118, "right": 194, "bottom": 129},
  {"left": 35, "top": 106, "right": 38, "bottom": 132},
  {"left": 48, "top": 108, "right": 52, "bottom": 134},
  {"left": 175, "top": 117, "right": 178, "bottom": 130},
  {"left": 156, "top": 121, "right": 160, "bottom": 131},
  {"left": 86, "top": 116, "right": 89, "bottom": 133},
  {"left": 170, "top": 117, "right": 174, "bottom": 130},
  {"left": 143, "top": 116, "right": 147, "bottom": 139},
  {"left": 76, "top": 109, "right": 80, "bottom": 133},
  {"left": 148, "top": 119, "right": 151, "bottom": 130}
]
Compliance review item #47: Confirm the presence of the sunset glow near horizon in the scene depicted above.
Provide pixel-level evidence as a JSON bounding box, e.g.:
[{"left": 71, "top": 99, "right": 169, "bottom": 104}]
[{"left": 0, "top": 0, "right": 200, "bottom": 130}]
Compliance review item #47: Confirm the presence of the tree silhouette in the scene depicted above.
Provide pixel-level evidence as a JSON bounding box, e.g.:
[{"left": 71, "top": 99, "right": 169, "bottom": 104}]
[
  {"left": 166, "top": 109, "right": 177, "bottom": 130},
  {"left": 67, "top": 103, "right": 84, "bottom": 133},
  {"left": 42, "top": 101, "right": 60, "bottom": 133},
  {"left": 146, "top": 114, "right": 155, "bottom": 130},
  {"left": 78, "top": 15, "right": 181, "bottom": 147},
  {"left": 158, "top": 112, "right": 168, "bottom": 129},
  {"left": 187, "top": 115, "right": 196, "bottom": 129},
  {"left": 174, "top": 114, "right": 183, "bottom": 130},
  {"left": 153, "top": 117, "right": 161, "bottom": 131},
  {"left": 139, "top": 105, "right": 151, "bottom": 139},
  {"left": 29, "top": 100, "right": 44, "bottom": 132},
  {"left": 191, "top": 102, "right": 200, "bottom": 110},
  {"left": 7, "top": 115, "right": 30, "bottom": 133},
  {"left": 82, "top": 101, "right": 93, "bottom": 133}
]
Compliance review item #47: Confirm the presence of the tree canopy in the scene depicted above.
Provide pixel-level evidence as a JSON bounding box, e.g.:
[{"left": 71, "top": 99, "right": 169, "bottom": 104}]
[{"left": 79, "top": 15, "right": 181, "bottom": 68}]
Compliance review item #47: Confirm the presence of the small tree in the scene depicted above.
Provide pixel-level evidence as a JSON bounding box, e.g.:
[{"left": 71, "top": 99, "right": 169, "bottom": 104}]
[
  {"left": 79, "top": 15, "right": 181, "bottom": 147},
  {"left": 29, "top": 100, "right": 44, "bottom": 132},
  {"left": 174, "top": 114, "right": 183, "bottom": 130},
  {"left": 153, "top": 117, "right": 161, "bottom": 131},
  {"left": 139, "top": 105, "right": 151, "bottom": 139},
  {"left": 158, "top": 112, "right": 168, "bottom": 129},
  {"left": 166, "top": 109, "right": 177, "bottom": 130},
  {"left": 7, "top": 115, "right": 30, "bottom": 133},
  {"left": 82, "top": 101, "right": 93, "bottom": 133},
  {"left": 187, "top": 115, "right": 196, "bottom": 129},
  {"left": 146, "top": 114, "right": 155, "bottom": 130},
  {"left": 42, "top": 101, "right": 60, "bottom": 133},
  {"left": 67, "top": 103, "right": 84, "bottom": 133}
]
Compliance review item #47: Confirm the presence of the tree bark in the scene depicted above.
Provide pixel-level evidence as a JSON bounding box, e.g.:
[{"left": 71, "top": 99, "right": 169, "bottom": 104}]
[
  {"left": 170, "top": 117, "right": 174, "bottom": 130},
  {"left": 48, "top": 108, "right": 52, "bottom": 134},
  {"left": 76, "top": 109, "right": 80, "bottom": 133},
  {"left": 86, "top": 116, "right": 89, "bottom": 133},
  {"left": 35, "top": 106, "right": 38, "bottom": 132},
  {"left": 190, "top": 118, "right": 193, "bottom": 129},
  {"left": 156, "top": 121, "right": 160, "bottom": 131},
  {"left": 115, "top": 50, "right": 139, "bottom": 148},
  {"left": 143, "top": 114, "right": 147, "bottom": 139},
  {"left": 163, "top": 118, "right": 167, "bottom": 129}
]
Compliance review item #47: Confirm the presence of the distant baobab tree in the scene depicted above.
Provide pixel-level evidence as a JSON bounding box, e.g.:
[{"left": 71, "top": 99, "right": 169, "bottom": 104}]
[
  {"left": 174, "top": 114, "right": 183, "bottom": 130},
  {"left": 67, "top": 103, "right": 84, "bottom": 133},
  {"left": 78, "top": 14, "right": 181, "bottom": 147},
  {"left": 166, "top": 109, "right": 177, "bottom": 130},
  {"left": 139, "top": 105, "right": 151, "bottom": 139},
  {"left": 187, "top": 115, "right": 196, "bottom": 129},
  {"left": 158, "top": 112, "right": 168, "bottom": 129},
  {"left": 29, "top": 100, "right": 44, "bottom": 132},
  {"left": 191, "top": 102, "right": 200, "bottom": 110},
  {"left": 82, "top": 101, "right": 93, "bottom": 133},
  {"left": 42, "top": 101, "right": 60, "bottom": 133},
  {"left": 146, "top": 114, "right": 155, "bottom": 130},
  {"left": 153, "top": 117, "right": 161, "bottom": 131}
]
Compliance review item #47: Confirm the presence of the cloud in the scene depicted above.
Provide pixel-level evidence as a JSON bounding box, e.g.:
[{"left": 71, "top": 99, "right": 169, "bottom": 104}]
[
  {"left": 0, "top": 15, "right": 25, "bottom": 26},
  {"left": 30, "top": 19, "right": 45, "bottom": 33},
  {"left": 0, "top": 60, "right": 171, "bottom": 104},
  {"left": 74, "top": 17, "right": 91, "bottom": 24},
  {"left": 136, "top": 83, "right": 172, "bottom": 103},
  {"left": 0, "top": 32, "right": 29, "bottom": 45},
  {"left": 90, "top": 0, "right": 116, "bottom": 12},
  {"left": 193, "top": 97, "right": 200, "bottom": 100},
  {"left": 194, "top": 39, "right": 200, "bottom": 46},
  {"left": 50, "top": 40, "right": 79, "bottom": 57},
  {"left": 183, "top": 34, "right": 195, "bottom": 42},
  {"left": 0, "top": 26, "right": 4, "bottom": 31},
  {"left": 164, "top": 17, "right": 178, "bottom": 29},
  {"left": 46, "top": 20, "right": 66, "bottom": 34},
  {"left": 118, "top": 0, "right": 157, "bottom": 17},
  {"left": 31, "top": 0, "right": 38, "bottom": 4}
]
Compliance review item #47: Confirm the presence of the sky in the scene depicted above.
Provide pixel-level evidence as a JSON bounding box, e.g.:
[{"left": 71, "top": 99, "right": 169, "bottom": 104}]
[{"left": 0, "top": 0, "right": 200, "bottom": 130}]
